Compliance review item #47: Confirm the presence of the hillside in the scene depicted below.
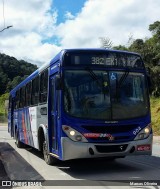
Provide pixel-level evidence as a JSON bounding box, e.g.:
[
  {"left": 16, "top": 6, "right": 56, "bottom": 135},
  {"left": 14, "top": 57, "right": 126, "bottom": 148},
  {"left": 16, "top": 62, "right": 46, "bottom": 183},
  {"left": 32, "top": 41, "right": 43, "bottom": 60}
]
[{"left": 0, "top": 53, "right": 38, "bottom": 95}]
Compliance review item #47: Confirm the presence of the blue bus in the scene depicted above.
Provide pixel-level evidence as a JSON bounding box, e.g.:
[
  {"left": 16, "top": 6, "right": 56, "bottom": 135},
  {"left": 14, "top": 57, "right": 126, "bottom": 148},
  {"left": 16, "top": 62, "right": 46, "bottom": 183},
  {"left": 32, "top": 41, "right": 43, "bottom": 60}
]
[{"left": 8, "top": 49, "right": 152, "bottom": 165}]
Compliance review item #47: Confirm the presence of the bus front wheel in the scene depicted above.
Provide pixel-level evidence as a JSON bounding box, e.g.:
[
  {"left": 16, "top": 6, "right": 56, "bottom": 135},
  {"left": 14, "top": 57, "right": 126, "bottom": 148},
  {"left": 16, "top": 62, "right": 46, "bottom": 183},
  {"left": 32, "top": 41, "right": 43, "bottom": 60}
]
[{"left": 43, "top": 141, "right": 58, "bottom": 165}]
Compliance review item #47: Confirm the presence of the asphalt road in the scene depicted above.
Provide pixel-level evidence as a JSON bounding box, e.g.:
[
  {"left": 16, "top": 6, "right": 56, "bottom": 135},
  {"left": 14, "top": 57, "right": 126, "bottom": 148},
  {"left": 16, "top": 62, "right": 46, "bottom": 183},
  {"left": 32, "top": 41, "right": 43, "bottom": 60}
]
[{"left": 0, "top": 125, "right": 160, "bottom": 189}]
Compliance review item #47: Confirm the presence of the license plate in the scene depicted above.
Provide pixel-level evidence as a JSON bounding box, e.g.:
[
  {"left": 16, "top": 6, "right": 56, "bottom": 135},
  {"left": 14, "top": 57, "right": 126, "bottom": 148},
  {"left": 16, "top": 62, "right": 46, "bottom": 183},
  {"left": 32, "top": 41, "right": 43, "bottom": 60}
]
[{"left": 137, "top": 145, "right": 151, "bottom": 151}]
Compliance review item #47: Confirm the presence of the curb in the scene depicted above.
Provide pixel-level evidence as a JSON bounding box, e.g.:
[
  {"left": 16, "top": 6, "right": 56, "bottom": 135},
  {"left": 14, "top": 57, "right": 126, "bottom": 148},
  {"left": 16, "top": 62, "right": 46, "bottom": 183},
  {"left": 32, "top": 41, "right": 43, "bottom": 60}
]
[{"left": 0, "top": 123, "right": 7, "bottom": 126}]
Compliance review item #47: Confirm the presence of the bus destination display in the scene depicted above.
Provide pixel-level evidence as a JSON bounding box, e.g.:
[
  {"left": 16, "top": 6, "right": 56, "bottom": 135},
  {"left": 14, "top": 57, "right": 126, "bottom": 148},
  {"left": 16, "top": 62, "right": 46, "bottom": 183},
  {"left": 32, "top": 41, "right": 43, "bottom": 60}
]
[{"left": 64, "top": 52, "right": 144, "bottom": 69}]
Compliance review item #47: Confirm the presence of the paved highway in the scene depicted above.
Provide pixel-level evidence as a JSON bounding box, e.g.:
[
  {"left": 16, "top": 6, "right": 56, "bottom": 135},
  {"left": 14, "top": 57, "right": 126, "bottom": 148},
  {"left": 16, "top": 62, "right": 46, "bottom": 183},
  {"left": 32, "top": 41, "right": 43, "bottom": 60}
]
[{"left": 0, "top": 125, "right": 160, "bottom": 189}]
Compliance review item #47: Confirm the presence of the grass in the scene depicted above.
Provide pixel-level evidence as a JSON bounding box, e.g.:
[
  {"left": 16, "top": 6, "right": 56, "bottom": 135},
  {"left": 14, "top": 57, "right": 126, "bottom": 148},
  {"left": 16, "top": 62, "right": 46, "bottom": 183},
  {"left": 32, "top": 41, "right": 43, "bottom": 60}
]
[
  {"left": 0, "top": 93, "right": 9, "bottom": 123},
  {"left": 0, "top": 93, "right": 9, "bottom": 114},
  {"left": 150, "top": 96, "right": 160, "bottom": 135}
]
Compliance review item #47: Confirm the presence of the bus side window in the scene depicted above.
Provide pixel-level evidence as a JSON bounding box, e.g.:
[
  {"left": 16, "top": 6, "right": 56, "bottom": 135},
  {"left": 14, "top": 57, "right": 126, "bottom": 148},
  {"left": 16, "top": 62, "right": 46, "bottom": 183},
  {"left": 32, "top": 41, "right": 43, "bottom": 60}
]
[
  {"left": 39, "top": 69, "right": 48, "bottom": 103},
  {"left": 19, "top": 87, "right": 25, "bottom": 108},
  {"left": 15, "top": 90, "right": 20, "bottom": 109},
  {"left": 26, "top": 82, "right": 31, "bottom": 106},
  {"left": 31, "top": 76, "right": 39, "bottom": 105}
]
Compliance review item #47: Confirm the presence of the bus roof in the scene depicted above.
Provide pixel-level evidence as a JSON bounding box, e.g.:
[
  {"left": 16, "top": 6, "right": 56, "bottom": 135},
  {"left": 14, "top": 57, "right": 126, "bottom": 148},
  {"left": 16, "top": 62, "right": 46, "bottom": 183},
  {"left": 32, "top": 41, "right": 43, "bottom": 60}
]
[{"left": 61, "top": 48, "right": 140, "bottom": 55}]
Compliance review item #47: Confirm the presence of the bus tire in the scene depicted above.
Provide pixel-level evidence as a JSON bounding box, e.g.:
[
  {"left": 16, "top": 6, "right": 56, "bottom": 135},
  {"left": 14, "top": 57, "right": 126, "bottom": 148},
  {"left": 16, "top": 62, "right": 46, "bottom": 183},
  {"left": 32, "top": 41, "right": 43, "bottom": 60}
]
[
  {"left": 15, "top": 130, "right": 24, "bottom": 148},
  {"left": 43, "top": 141, "right": 58, "bottom": 165}
]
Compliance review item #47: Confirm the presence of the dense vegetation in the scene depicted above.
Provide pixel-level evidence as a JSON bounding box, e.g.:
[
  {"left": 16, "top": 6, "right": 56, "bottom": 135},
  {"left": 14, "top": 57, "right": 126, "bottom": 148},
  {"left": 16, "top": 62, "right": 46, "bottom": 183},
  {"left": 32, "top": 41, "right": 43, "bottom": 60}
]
[
  {"left": 0, "top": 54, "right": 37, "bottom": 122},
  {"left": 0, "top": 93, "right": 9, "bottom": 115},
  {"left": 150, "top": 97, "right": 160, "bottom": 135},
  {"left": 0, "top": 53, "right": 38, "bottom": 95}
]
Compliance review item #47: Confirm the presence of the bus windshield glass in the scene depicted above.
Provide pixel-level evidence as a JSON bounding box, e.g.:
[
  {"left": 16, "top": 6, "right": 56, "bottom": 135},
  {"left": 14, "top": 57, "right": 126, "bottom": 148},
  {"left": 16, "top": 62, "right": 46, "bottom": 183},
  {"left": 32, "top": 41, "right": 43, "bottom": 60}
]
[{"left": 64, "top": 70, "right": 149, "bottom": 120}]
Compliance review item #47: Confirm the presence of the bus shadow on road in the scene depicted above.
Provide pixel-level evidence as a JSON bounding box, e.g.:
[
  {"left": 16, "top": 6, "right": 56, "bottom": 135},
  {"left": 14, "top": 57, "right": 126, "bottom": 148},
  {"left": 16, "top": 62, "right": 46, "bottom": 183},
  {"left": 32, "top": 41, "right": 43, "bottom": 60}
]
[
  {"left": 0, "top": 142, "right": 44, "bottom": 180},
  {"left": 24, "top": 145, "right": 44, "bottom": 160},
  {"left": 57, "top": 155, "right": 160, "bottom": 180}
]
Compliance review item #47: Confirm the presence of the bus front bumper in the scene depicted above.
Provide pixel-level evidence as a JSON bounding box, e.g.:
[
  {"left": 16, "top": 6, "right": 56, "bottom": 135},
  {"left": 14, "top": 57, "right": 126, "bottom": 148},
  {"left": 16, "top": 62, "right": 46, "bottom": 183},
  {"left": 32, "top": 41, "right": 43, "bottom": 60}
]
[{"left": 61, "top": 134, "right": 152, "bottom": 161}]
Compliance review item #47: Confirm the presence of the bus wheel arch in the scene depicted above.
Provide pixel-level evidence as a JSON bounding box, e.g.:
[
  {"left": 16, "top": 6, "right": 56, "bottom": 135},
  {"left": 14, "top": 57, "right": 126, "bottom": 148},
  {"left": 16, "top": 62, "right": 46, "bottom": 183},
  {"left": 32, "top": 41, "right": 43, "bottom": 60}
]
[
  {"left": 38, "top": 125, "right": 58, "bottom": 165},
  {"left": 38, "top": 126, "right": 45, "bottom": 152},
  {"left": 15, "top": 126, "right": 23, "bottom": 148},
  {"left": 14, "top": 125, "right": 17, "bottom": 137}
]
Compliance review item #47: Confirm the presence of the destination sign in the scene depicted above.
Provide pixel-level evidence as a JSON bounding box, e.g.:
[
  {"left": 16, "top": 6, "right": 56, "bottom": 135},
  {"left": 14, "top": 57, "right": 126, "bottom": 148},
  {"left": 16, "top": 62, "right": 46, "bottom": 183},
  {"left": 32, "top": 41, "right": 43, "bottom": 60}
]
[
  {"left": 91, "top": 57, "right": 116, "bottom": 65},
  {"left": 64, "top": 51, "right": 144, "bottom": 69}
]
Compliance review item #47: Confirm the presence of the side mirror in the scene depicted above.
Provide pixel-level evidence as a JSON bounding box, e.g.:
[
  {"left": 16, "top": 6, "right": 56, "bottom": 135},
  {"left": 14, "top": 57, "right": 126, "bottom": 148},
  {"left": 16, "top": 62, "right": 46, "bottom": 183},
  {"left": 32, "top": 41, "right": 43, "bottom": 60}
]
[{"left": 55, "top": 75, "right": 63, "bottom": 90}]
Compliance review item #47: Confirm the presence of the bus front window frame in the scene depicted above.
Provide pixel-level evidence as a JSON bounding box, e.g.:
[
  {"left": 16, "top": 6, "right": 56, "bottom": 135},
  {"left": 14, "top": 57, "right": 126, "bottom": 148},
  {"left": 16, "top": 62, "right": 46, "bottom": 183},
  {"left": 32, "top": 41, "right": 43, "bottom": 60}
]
[{"left": 63, "top": 69, "right": 149, "bottom": 121}]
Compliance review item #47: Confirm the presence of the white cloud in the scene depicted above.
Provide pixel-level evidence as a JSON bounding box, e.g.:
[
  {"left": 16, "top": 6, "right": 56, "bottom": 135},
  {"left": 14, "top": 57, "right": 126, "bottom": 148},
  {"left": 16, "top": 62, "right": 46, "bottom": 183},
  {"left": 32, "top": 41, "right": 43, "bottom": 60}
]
[
  {"left": 65, "top": 11, "right": 75, "bottom": 20},
  {"left": 0, "top": 0, "right": 59, "bottom": 67},
  {"left": 0, "top": 32, "right": 60, "bottom": 65},
  {"left": 0, "top": 0, "right": 160, "bottom": 67},
  {"left": 56, "top": 0, "right": 160, "bottom": 48}
]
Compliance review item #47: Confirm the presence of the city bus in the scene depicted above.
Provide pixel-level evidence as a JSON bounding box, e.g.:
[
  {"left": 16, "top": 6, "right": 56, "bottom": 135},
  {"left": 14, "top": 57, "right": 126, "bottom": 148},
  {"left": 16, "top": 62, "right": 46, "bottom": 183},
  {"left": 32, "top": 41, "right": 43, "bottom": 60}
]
[{"left": 8, "top": 49, "right": 152, "bottom": 165}]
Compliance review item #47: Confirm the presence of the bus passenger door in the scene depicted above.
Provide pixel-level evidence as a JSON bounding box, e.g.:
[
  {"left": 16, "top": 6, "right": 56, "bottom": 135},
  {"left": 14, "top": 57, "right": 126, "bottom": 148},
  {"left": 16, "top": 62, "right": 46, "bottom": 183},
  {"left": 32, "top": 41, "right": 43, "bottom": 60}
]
[{"left": 49, "top": 76, "right": 58, "bottom": 154}]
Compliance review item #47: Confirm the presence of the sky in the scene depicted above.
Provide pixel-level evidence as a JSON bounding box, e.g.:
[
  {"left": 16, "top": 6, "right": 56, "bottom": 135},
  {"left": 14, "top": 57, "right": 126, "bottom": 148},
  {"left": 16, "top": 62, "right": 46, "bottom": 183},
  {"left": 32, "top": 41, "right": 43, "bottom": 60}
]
[{"left": 0, "top": 0, "right": 160, "bottom": 67}]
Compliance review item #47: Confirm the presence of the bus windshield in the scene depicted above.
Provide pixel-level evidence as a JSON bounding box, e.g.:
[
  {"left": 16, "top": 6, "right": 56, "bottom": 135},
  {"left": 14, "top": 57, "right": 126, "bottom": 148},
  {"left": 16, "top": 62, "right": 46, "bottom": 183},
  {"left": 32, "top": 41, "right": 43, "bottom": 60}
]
[{"left": 63, "top": 70, "right": 149, "bottom": 120}]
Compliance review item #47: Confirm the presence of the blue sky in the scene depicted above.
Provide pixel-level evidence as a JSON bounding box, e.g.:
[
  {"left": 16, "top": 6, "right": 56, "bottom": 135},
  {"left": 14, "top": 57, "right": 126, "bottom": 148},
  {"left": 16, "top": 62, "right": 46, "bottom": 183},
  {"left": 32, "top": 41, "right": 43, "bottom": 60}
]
[
  {"left": 0, "top": 0, "right": 160, "bottom": 66},
  {"left": 53, "top": 0, "right": 86, "bottom": 24}
]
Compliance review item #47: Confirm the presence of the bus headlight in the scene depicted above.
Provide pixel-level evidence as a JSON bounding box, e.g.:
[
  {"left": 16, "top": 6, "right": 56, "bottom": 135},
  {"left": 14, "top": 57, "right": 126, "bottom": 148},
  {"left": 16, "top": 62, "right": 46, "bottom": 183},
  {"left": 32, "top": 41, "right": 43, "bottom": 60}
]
[
  {"left": 70, "top": 130, "right": 75, "bottom": 136},
  {"left": 62, "top": 125, "right": 88, "bottom": 142},
  {"left": 134, "top": 124, "right": 152, "bottom": 140}
]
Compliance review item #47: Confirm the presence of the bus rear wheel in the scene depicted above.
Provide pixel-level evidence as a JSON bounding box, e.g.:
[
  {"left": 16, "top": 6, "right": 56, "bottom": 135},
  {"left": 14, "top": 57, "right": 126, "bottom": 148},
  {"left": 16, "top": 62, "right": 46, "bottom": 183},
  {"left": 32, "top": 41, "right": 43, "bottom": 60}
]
[{"left": 43, "top": 141, "right": 58, "bottom": 165}]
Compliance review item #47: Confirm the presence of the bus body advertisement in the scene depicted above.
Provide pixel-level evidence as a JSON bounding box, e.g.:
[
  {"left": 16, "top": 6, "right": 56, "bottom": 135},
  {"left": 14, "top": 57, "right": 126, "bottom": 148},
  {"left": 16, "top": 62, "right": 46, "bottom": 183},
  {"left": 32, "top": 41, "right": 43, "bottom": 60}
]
[{"left": 8, "top": 49, "right": 152, "bottom": 165}]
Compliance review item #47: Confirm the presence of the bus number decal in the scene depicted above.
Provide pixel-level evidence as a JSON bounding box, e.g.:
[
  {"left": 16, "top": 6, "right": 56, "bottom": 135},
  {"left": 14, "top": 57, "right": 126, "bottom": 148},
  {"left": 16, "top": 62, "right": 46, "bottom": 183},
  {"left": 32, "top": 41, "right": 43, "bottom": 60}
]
[
  {"left": 91, "top": 57, "right": 105, "bottom": 65},
  {"left": 133, "top": 126, "right": 141, "bottom": 135}
]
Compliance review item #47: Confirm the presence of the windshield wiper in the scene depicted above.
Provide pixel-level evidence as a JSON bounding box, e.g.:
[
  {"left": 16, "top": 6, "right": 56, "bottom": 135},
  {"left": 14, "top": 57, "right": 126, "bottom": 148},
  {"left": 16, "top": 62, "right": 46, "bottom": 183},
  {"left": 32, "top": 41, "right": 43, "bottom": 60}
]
[
  {"left": 85, "top": 67, "right": 103, "bottom": 89},
  {"left": 118, "top": 69, "right": 129, "bottom": 88},
  {"left": 115, "top": 69, "right": 129, "bottom": 101}
]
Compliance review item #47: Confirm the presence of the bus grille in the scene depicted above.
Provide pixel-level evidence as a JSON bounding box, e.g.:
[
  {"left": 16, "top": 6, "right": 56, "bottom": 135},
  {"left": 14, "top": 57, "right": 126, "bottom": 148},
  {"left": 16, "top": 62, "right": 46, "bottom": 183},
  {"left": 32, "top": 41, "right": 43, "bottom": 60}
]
[
  {"left": 91, "top": 136, "right": 130, "bottom": 141},
  {"left": 82, "top": 125, "right": 137, "bottom": 134},
  {"left": 95, "top": 144, "right": 128, "bottom": 153}
]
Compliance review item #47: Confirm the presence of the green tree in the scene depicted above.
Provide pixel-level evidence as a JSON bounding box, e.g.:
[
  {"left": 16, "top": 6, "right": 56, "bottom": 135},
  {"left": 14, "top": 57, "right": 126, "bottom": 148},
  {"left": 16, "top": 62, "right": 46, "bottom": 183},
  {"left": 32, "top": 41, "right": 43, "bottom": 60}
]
[
  {"left": 6, "top": 75, "right": 28, "bottom": 92},
  {"left": 0, "top": 72, "right": 8, "bottom": 94},
  {"left": 149, "top": 21, "right": 160, "bottom": 37},
  {"left": 150, "top": 66, "right": 160, "bottom": 97},
  {"left": 148, "top": 21, "right": 160, "bottom": 66},
  {"left": 129, "top": 39, "right": 145, "bottom": 56},
  {"left": 113, "top": 45, "right": 128, "bottom": 51},
  {"left": 0, "top": 53, "right": 38, "bottom": 95}
]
